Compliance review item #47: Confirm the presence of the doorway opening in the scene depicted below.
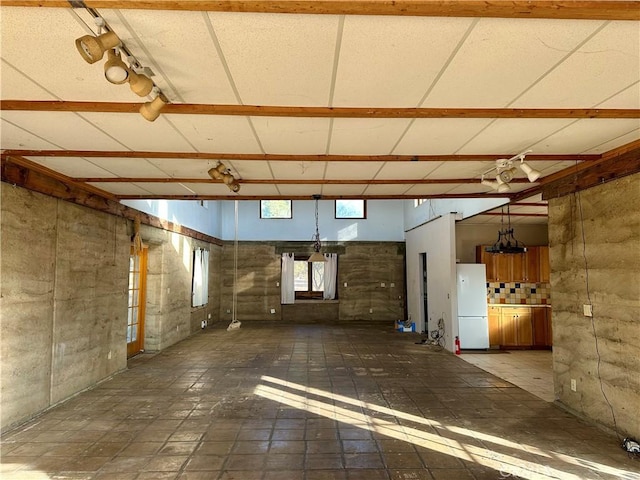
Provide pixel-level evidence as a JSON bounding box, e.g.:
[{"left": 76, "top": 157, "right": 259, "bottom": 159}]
[
  {"left": 421, "top": 253, "right": 428, "bottom": 334},
  {"left": 127, "top": 246, "right": 147, "bottom": 358}
]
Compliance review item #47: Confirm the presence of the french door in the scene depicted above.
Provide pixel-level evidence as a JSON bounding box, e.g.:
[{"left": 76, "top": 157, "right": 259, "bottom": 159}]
[{"left": 127, "top": 246, "right": 147, "bottom": 358}]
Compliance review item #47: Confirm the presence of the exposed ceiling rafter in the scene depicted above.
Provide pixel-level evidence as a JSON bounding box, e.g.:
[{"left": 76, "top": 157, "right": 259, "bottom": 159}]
[{"left": 3, "top": 0, "right": 639, "bottom": 20}]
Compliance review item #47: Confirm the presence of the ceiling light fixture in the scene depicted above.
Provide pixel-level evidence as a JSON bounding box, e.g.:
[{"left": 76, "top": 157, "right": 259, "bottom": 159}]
[
  {"left": 104, "top": 49, "right": 129, "bottom": 84},
  {"left": 140, "top": 89, "right": 168, "bottom": 122},
  {"left": 485, "top": 205, "right": 527, "bottom": 254},
  {"left": 75, "top": 9, "right": 170, "bottom": 122},
  {"left": 480, "top": 150, "right": 540, "bottom": 192},
  {"left": 207, "top": 162, "right": 241, "bottom": 193},
  {"left": 308, "top": 195, "right": 326, "bottom": 263}
]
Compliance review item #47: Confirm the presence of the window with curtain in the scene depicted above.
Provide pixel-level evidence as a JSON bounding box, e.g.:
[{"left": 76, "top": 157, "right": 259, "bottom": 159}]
[
  {"left": 288, "top": 254, "right": 338, "bottom": 300},
  {"left": 192, "top": 248, "right": 209, "bottom": 307}
]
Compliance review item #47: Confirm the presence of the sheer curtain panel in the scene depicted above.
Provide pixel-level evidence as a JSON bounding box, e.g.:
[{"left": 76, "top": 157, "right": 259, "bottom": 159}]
[
  {"left": 281, "top": 253, "right": 295, "bottom": 304},
  {"left": 323, "top": 253, "right": 338, "bottom": 300}
]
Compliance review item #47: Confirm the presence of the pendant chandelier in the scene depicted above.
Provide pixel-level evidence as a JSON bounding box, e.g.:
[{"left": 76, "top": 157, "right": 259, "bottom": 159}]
[
  {"left": 485, "top": 205, "right": 527, "bottom": 254},
  {"left": 308, "top": 195, "right": 326, "bottom": 262}
]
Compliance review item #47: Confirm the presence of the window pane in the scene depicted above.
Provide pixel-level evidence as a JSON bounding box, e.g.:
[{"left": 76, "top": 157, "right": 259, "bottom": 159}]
[
  {"left": 294, "top": 261, "right": 308, "bottom": 291},
  {"left": 336, "top": 199, "right": 365, "bottom": 218},
  {"left": 261, "top": 200, "right": 292, "bottom": 219},
  {"left": 126, "top": 325, "right": 132, "bottom": 343},
  {"left": 311, "top": 262, "right": 324, "bottom": 292}
]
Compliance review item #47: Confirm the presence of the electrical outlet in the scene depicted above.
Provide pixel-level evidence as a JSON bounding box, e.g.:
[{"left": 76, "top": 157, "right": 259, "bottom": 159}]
[
  {"left": 390, "top": 283, "right": 395, "bottom": 288},
  {"left": 276, "top": 282, "right": 280, "bottom": 287},
  {"left": 344, "top": 282, "right": 348, "bottom": 287},
  {"left": 107, "top": 350, "right": 112, "bottom": 360},
  {"left": 583, "top": 304, "right": 593, "bottom": 317},
  {"left": 226, "top": 309, "right": 231, "bottom": 314},
  {"left": 381, "top": 282, "right": 386, "bottom": 287},
  {"left": 369, "top": 308, "right": 373, "bottom": 314},
  {"left": 270, "top": 308, "right": 276, "bottom": 314},
  {"left": 570, "top": 379, "right": 577, "bottom": 392},
  {"left": 208, "top": 313, "right": 211, "bottom": 319}
]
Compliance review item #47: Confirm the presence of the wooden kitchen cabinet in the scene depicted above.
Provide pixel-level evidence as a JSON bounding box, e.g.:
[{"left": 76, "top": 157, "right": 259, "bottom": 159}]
[
  {"left": 532, "top": 307, "right": 552, "bottom": 347},
  {"left": 488, "top": 306, "right": 502, "bottom": 347},
  {"left": 477, "top": 245, "right": 550, "bottom": 283},
  {"left": 500, "top": 307, "right": 532, "bottom": 347}
]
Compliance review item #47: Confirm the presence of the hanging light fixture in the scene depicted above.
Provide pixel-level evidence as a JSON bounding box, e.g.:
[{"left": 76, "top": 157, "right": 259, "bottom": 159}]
[
  {"left": 485, "top": 205, "right": 527, "bottom": 254},
  {"left": 308, "top": 195, "right": 326, "bottom": 263},
  {"left": 207, "top": 162, "right": 241, "bottom": 193},
  {"left": 520, "top": 159, "right": 541, "bottom": 182},
  {"left": 76, "top": 30, "right": 121, "bottom": 64}
]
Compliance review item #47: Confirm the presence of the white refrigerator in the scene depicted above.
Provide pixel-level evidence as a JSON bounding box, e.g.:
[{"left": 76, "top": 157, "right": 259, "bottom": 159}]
[{"left": 456, "top": 264, "right": 489, "bottom": 349}]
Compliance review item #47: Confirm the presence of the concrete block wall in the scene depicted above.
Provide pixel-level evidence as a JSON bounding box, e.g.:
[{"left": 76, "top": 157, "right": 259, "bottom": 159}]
[
  {"left": 548, "top": 174, "right": 640, "bottom": 439},
  {"left": 1, "top": 185, "right": 129, "bottom": 431},
  {"left": 218, "top": 241, "right": 405, "bottom": 323}
]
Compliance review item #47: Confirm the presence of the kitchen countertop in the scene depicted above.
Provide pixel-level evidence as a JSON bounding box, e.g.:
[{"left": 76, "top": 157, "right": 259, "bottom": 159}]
[{"left": 487, "top": 304, "right": 552, "bottom": 308}]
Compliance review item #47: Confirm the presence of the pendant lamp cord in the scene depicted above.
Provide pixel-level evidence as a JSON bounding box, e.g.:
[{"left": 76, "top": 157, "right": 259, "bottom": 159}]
[{"left": 233, "top": 199, "right": 238, "bottom": 322}]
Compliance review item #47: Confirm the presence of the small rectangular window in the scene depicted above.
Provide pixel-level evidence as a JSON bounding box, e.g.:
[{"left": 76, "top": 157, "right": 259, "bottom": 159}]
[
  {"left": 335, "top": 199, "right": 366, "bottom": 219},
  {"left": 261, "top": 200, "right": 292, "bottom": 219},
  {"left": 294, "top": 258, "right": 325, "bottom": 299},
  {"left": 414, "top": 199, "right": 427, "bottom": 207}
]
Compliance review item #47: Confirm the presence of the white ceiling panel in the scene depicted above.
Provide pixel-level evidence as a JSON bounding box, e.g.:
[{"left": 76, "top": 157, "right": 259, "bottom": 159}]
[
  {"left": 269, "top": 161, "right": 325, "bottom": 180},
  {"left": 362, "top": 184, "right": 412, "bottom": 196},
  {"left": 324, "top": 162, "right": 381, "bottom": 180},
  {"left": 147, "top": 158, "right": 215, "bottom": 178},
  {"left": 329, "top": 118, "right": 412, "bottom": 155},
  {"left": 277, "top": 185, "right": 325, "bottom": 197},
  {"left": 0, "top": 61, "right": 58, "bottom": 101},
  {"left": 98, "top": 9, "right": 238, "bottom": 104},
  {"left": 424, "top": 18, "right": 604, "bottom": 108},
  {"left": 78, "top": 113, "right": 197, "bottom": 152},
  {"left": 81, "top": 157, "right": 168, "bottom": 178},
  {"left": 182, "top": 182, "right": 280, "bottom": 197},
  {"left": 169, "top": 115, "right": 262, "bottom": 153},
  {"left": 402, "top": 184, "right": 457, "bottom": 196},
  {"left": 1, "top": 119, "right": 60, "bottom": 150},
  {"left": 320, "top": 184, "right": 366, "bottom": 196},
  {"left": 595, "top": 82, "right": 640, "bottom": 109},
  {"left": 530, "top": 119, "right": 640, "bottom": 153},
  {"left": 458, "top": 119, "right": 576, "bottom": 155},
  {"left": 2, "top": 111, "right": 127, "bottom": 150},
  {"left": 26, "top": 156, "right": 116, "bottom": 178},
  {"left": 334, "top": 16, "right": 474, "bottom": 107},
  {"left": 513, "top": 21, "right": 640, "bottom": 108},
  {"left": 426, "top": 161, "right": 496, "bottom": 179},
  {"left": 129, "top": 182, "right": 196, "bottom": 196},
  {"left": 208, "top": 12, "right": 340, "bottom": 106},
  {"left": 375, "top": 162, "right": 443, "bottom": 180},
  {"left": 89, "top": 182, "right": 154, "bottom": 196},
  {"left": 582, "top": 128, "right": 640, "bottom": 154},
  {"left": 394, "top": 119, "right": 493, "bottom": 154},
  {"left": 0, "top": 8, "right": 139, "bottom": 102},
  {"left": 251, "top": 117, "right": 330, "bottom": 154}
]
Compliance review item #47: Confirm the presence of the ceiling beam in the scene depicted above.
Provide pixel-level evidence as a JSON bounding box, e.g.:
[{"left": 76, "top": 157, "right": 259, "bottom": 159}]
[
  {"left": 3, "top": 1, "right": 638, "bottom": 20},
  {"left": 75, "top": 177, "right": 532, "bottom": 185},
  {"left": 116, "top": 193, "right": 509, "bottom": 200},
  {"left": 2, "top": 100, "right": 638, "bottom": 119},
  {"left": 480, "top": 212, "right": 548, "bottom": 217},
  {"left": 2, "top": 150, "right": 600, "bottom": 163}
]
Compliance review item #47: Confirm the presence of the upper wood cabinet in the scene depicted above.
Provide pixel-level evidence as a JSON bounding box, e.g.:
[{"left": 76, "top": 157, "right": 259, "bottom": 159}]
[{"left": 477, "top": 245, "right": 550, "bottom": 283}]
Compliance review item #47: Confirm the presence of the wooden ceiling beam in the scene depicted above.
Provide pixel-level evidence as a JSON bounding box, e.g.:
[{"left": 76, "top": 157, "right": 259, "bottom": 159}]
[
  {"left": 74, "top": 177, "right": 532, "bottom": 184},
  {"left": 2, "top": 100, "right": 638, "bottom": 119},
  {"left": 115, "top": 193, "right": 510, "bottom": 201},
  {"left": 3, "top": 1, "right": 638, "bottom": 20},
  {"left": 2, "top": 150, "right": 600, "bottom": 163}
]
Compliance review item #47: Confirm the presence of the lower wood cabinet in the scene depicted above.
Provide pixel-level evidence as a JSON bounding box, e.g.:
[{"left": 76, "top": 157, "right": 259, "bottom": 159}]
[{"left": 488, "top": 306, "right": 552, "bottom": 349}]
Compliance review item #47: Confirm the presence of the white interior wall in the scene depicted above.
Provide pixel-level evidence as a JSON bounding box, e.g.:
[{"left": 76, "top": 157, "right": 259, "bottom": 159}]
[
  {"left": 404, "top": 214, "right": 458, "bottom": 351},
  {"left": 403, "top": 198, "right": 507, "bottom": 232}
]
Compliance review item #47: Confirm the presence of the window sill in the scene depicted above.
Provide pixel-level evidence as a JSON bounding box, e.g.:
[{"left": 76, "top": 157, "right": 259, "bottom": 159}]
[{"left": 293, "top": 299, "right": 339, "bottom": 304}]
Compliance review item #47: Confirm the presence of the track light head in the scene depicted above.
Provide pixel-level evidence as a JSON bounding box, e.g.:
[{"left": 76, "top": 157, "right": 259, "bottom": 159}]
[
  {"left": 228, "top": 181, "right": 241, "bottom": 193},
  {"left": 481, "top": 178, "right": 499, "bottom": 190},
  {"left": 498, "top": 166, "right": 517, "bottom": 183},
  {"left": 128, "top": 71, "right": 154, "bottom": 97},
  {"left": 140, "top": 94, "right": 167, "bottom": 122},
  {"left": 104, "top": 49, "right": 129, "bottom": 84},
  {"left": 496, "top": 175, "right": 512, "bottom": 193},
  {"left": 520, "top": 161, "right": 541, "bottom": 182},
  {"left": 76, "top": 31, "right": 121, "bottom": 64}
]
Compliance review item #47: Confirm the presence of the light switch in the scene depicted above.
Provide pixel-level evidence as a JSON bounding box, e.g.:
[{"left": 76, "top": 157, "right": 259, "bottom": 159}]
[{"left": 583, "top": 304, "right": 593, "bottom": 317}]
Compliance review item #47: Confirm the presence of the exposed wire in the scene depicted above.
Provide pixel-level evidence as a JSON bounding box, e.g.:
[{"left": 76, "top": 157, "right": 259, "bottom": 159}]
[{"left": 575, "top": 171, "right": 620, "bottom": 440}]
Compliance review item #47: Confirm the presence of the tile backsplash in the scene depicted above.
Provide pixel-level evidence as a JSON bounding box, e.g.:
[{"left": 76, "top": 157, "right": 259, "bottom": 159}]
[{"left": 487, "top": 282, "right": 551, "bottom": 305}]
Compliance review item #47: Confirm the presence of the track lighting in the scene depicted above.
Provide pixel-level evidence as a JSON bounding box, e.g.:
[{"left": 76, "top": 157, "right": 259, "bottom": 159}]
[
  {"left": 128, "top": 70, "right": 154, "bottom": 96},
  {"left": 76, "top": 31, "right": 121, "bottom": 64},
  {"left": 75, "top": 9, "right": 170, "bottom": 122},
  {"left": 520, "top": 160, "right": 541, "bottom": 182},
  {"left": 140, "top": 91, "right": 168, "bottom": 122},
  {"left": 104, "top": 49, "right": 129, "bottom": 84},
  {"left": 207, "top": 162, "right": 241, "bottom": 193},
  {"left": 480, "top": 150, "right": 539, "bottom": 192}
]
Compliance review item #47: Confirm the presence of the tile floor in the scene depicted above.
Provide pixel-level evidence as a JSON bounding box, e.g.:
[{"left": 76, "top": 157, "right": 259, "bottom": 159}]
[
  {"left": 460, "top": 350, "right": 555, "bottom": 402},
  {"left": 2, "top": 322, "right": 638, "bottom": 480}
]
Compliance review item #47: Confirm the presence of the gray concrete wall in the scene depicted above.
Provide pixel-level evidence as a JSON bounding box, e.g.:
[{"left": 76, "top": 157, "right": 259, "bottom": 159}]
[
  {"left": 1, "top": 184, "right": 221, "bottom": 430},
  {"left": 1, "top": 185, "right": 129, "bottom": 430},
  {"left": 218, "top": 241, "right": 405, "bottom": 323},
  {"left": 548, "top": 174, "right": 640, "bottom": 439}
]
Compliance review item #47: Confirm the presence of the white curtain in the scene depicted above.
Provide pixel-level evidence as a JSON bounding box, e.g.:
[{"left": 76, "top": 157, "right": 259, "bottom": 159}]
[
  {"left": 281, "top": 253, "right": 295, "bottom": 304},
  {"left": 323, "top": 253, "right": 338, "bottom": 300},
  {"left": 192, "top": 248, "right": 209, "bottom": 307}
]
